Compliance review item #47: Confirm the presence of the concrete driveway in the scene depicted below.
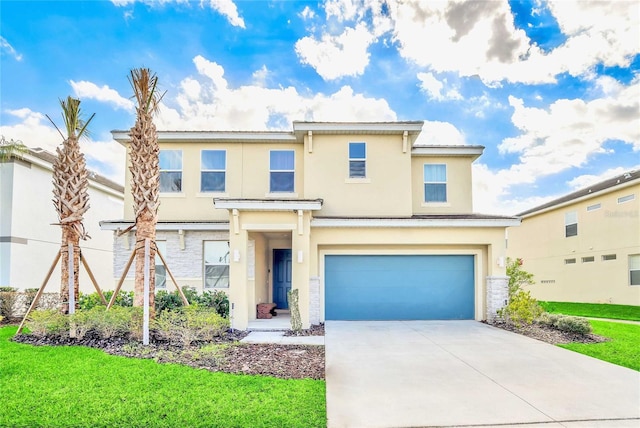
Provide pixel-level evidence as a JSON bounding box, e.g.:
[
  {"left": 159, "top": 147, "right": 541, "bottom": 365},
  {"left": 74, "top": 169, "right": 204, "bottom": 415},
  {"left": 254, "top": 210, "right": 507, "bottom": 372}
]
[{"left": 325, "top": 321, "right": 640, "bottom": 428}]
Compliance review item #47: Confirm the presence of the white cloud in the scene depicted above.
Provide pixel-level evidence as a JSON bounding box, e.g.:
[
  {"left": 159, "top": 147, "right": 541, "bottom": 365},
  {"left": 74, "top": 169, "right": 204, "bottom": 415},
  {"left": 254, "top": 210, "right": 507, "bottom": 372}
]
[
  {"left": 202, "top": 0, "right": 245, "bottom": 28},
  {"left": 0, "top": 36, "right": 23, "bottom": 61},
  {"left": 299, "top": 6, "right": 315, "bottom": 20},
  {"left": 0, "top": 108, "right": 125, "bottom": 184},
  {"left": 306, "top": 1, "right": 639, "bottom": 85},
  {"left": 417, "top": 72, "right": 462, "bottom": 101},
  {"left": 111, "top": 0, "right": 245, "bottom": 28},
  {"left": 295, "top": 22, "right": 375, "bottom": 80},
  {"left": 414, "top": 121, "right": 466, "bottom": 146},
  {"left": 472, "top": 77, "right": 640, "bottom": 214},
  {"left": 70, "top": 80, "right": 134, "bottom": 111},
  {"left": 156, "top": 55, "right": 396, "bottom": 131}
]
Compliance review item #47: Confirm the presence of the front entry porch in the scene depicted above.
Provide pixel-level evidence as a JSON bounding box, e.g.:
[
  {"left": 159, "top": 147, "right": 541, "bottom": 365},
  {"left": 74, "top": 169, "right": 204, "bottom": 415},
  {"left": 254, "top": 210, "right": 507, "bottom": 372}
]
[{"left": 247, "top": 309, "right": 291, "bottom": 331}]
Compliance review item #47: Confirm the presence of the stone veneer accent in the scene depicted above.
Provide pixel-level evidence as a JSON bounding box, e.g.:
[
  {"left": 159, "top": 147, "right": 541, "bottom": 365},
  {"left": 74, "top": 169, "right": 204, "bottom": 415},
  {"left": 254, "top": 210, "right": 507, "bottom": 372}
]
[
  {"left": 486, "top": 275, "right": 508, "bottom": 321},
  {"left": 112, "top": 230, "right": 230, "bottom": 285},
  {"left": 309, "top": 276, "right": 320, "bottom": 325}
]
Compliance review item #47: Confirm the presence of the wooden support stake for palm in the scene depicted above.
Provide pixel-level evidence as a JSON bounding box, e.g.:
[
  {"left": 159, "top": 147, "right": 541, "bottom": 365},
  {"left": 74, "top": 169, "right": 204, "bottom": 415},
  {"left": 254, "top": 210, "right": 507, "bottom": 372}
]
[
  {"left": 80, "top": 252, "right": 107, "bottom": 306},
  {"left": 107, "top": 250, "right": 136, "bottom": 310},
  {"left": 16, "top": 252, "right": 61, "bottom": 335}
]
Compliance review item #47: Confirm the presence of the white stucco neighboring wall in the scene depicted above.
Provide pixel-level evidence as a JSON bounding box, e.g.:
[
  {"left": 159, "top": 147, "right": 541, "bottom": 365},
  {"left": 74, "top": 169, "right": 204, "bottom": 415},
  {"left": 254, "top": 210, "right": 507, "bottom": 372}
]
[{"left": 0, "top": 153, "right": 124, "bottom": 293}]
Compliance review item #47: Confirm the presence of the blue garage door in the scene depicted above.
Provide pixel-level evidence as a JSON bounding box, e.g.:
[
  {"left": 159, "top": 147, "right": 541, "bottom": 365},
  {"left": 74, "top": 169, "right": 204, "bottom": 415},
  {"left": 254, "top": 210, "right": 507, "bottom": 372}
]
[{"left": 325, "top": 255, "right": 474, "bottom": 320}]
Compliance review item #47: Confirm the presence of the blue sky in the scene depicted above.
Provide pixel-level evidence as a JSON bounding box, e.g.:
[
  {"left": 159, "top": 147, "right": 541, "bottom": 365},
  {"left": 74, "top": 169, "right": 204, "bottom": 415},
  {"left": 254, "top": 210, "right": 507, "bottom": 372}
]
[{"left": 1, "top": 0, "right": 638, "bottom": 214}]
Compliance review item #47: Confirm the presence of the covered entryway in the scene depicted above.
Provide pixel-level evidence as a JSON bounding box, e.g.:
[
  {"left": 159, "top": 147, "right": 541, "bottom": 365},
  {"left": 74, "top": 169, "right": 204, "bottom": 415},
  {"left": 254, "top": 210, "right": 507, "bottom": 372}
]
[{"left": 324, "top": 254, "right": 474, "bottom": 320}]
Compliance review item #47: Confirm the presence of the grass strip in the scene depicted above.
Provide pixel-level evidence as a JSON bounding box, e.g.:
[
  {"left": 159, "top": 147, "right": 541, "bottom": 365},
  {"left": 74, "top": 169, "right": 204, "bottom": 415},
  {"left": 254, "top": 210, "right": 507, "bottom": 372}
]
[
  {"left": 539, "top": 301, "right": 640, "bottom": 321},
  {"left": 0, "top": 326, "right": 326, "bottom": 428},
  {"left": 559, "top": 320, "right": 640, "bottom": 371}
]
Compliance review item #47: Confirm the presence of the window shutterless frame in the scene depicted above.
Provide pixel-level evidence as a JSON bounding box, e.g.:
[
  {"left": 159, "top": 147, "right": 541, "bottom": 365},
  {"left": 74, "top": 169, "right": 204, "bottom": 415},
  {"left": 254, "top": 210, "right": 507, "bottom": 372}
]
[
  {"left": 348, "top": 142, "right": 366, "bottom": 178},
  {"left": 204, "top": 241, "right": 230, "bottom": 288},
  {"left": 564, "top": 211, "right": 577, "bottom": 237},
  {"left": 423, "top": 164, "right": 447, "bottom": 202},
  {"left": 159, "top": 150, "right": 183, "bottom": 192},
  {"left": 201, "top": 150, "right": 226, "bottom": 192},
  {"left": 269, "top": 150, "right": 295, "bottom": 192}
]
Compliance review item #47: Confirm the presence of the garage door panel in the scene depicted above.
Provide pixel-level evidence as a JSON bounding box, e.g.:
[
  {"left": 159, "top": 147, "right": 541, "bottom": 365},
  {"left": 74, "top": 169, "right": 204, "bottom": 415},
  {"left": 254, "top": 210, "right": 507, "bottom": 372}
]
[{"left": 325, "top": 255, "right": 474, "bottom": 320}]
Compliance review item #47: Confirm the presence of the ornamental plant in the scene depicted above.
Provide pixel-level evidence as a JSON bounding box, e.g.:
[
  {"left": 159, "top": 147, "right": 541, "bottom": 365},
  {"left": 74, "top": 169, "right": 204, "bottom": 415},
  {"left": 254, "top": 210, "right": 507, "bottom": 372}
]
[{"left": 498, "top": 258, "right": 543, "bottom": 327}]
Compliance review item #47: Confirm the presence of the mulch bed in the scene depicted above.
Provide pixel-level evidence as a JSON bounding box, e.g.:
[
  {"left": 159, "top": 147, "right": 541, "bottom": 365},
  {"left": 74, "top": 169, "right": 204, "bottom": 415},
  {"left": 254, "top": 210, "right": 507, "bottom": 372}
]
[
  {"left": 12, "top": 328, "right": 325, "bottom": 380},
  {"left": 488, "top": 320, "right": 609, "bottom": 345},
  {"left": 283, "top": 323, "right": 324, "bottom": 336}
]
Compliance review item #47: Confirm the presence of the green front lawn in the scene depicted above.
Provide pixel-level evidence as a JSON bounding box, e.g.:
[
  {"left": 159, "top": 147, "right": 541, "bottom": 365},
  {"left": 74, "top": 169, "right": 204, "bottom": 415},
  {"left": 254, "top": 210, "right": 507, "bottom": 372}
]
[
  {"left": 539, "top": 301, "right": 640, "bottom": 321},
  {"left": 0, "top": 327, "right": 326, "bottom": 428},
  {"left": 559, "top": 320, "right": 640, "bottom": 371}
]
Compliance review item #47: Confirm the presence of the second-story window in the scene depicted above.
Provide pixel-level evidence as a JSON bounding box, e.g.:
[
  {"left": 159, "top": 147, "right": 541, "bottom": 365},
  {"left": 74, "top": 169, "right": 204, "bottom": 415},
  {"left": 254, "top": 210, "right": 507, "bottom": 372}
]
[
  {"left": 423, "top": 164, "right": 447, "bottom": 202},
  {"left": 270, "top": 150, "right": 294, "bottom": 192},
  {"left": 159, "top": 150, "right": 182, "bottom": 193},
  {"left": 349, "top": 142, "right": 366, "bottom": 178},
  {"left": 201, "top": 150, "right": 226, "bottom": 192},
  {"left": 565, "top": 211, "right": 577, "bottom": 237}
]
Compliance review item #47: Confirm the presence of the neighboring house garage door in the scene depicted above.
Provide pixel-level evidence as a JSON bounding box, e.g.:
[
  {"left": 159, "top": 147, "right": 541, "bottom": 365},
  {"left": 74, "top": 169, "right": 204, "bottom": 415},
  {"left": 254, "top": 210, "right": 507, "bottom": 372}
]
[{"left": 325, "top": 255, "right": 474, "bottom": 320}]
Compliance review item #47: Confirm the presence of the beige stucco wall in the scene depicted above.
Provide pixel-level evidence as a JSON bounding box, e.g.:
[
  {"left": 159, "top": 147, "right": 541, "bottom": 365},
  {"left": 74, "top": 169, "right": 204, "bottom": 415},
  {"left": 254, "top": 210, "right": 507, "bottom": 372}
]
[
  {"left": 123, "top": 141, "right": 304, "bottom": 222},
  {"left": 507, "top": 182, "right": 640, "bottom": 305},
  {"left": 411, "top": 156, "right": 473, "bottom": 214},
  {"left": 303, "top": 134, "right": 413, "bottom": 216}
]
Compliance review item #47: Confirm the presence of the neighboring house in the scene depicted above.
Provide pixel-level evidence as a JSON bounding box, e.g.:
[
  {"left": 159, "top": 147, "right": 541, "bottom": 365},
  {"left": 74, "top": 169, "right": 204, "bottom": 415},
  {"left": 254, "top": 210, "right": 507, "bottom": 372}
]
[
  {"left": 0, "top": 148, "right": 124, "bottom": 293},
  {"left": 100, "top": 121, "right": 519, "bottom": 330},
  {"left": 507, "top": 170, "right": 640, "bottom": 305}
]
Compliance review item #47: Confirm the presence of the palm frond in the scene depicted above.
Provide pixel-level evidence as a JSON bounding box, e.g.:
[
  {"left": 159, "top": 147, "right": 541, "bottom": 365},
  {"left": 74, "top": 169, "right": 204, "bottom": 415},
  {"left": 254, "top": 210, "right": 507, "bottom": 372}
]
[
  {"left": 128, "top": 67, "right": 165, "bottom": 116},
  {"left": 0, "top": 136, "right": 29, "bottom": 162},
  {"left": 58, "top": 96, "right": 94, "bottom": 140}
]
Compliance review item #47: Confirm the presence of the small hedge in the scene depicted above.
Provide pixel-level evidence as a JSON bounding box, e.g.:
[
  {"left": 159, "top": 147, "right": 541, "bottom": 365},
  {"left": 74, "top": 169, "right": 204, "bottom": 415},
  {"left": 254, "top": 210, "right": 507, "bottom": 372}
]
[
  {"left": 153, "top": 306, "right": 229, "bottom": 347},
  {"left": 537, "top": 312, "right": 592, "bottom": 335}
]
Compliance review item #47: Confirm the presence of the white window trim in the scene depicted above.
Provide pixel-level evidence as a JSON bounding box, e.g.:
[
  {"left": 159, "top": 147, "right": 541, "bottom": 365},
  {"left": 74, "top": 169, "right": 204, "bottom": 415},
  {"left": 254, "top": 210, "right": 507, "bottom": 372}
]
[
  {"left": 269, "top": 150, "right": 295, "bottom": 193},
  {"left": 586, "top": 203, "right": 601, "bottom": 212},
  {"left": 423, "top": 163, "right": 447, "bottom": 203},
  {"left": 565, "top": 211, "right": 578, "bottom": 237},
  {"left": 629, "top": 254, "right": 640, "bottom": 286},
  {"left": 159, "top": 149, "right": 183, "bottom": 193},
  {"left": 348, "top": 142, "right": 366, "bottom": 179},
  {"left": 200, "top": 149, "right": 226, "bottom": 193}
]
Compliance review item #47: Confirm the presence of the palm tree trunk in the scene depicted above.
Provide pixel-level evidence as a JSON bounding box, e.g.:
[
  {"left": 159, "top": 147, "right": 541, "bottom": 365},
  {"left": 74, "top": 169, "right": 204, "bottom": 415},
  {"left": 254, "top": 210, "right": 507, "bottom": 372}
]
[
  {"left": 59, "top": 227, "right": 80, "bottom": 314},
  {"left": 133, "top": 209, "right": 156, "bottom": 312}
]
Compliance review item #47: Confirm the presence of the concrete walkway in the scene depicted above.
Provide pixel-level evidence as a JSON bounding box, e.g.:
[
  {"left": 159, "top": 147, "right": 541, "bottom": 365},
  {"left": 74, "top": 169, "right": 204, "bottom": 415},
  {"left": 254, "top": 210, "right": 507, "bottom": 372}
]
[
  {"left": 240, "top": 330, "right": 324, "bottom": 345},
  {"left": 325, "top": 320, "right": 640, "bottom": 428}
]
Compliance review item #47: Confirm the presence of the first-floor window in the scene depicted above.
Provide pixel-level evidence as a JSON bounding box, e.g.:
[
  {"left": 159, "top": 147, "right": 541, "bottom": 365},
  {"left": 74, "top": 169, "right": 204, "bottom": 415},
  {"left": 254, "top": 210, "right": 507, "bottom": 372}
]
[
  {"left": 155, "top": 241, "right": 167, "bottom": 288},
  {"left": 204, "top": 241, "right": 230, "bottom": 288},
  {"left": 630, "top": 254, "right": 640, "bottom": 286}
]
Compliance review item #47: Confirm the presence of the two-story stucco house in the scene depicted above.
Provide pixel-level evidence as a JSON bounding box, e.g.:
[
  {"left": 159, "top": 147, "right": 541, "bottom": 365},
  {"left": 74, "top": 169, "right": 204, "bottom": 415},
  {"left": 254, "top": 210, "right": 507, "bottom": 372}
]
[
  {"left": 1, "top": 148, "right": 124, "bottom": 293},
  {"left": 100, "top": 121, "right": 519, "bottom": 330},
  {"left": 508, "top": 170, "right": 640, "bottom": 305}
]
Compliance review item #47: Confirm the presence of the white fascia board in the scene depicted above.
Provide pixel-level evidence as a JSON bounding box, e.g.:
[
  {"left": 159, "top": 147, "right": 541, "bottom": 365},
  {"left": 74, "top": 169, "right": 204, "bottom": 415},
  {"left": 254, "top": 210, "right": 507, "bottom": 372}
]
[
  {"left": 520, "top": 179, "right": 640, "bottom": 219},
  {"left": 214, "top": 199, "right": 323, "bottom": 211},
  {"left": 311, "top": 217, "right": 521, "bottom": 228},
  {"left": 111, "top": 130, "right": 298, "bottom": 145},
  {"left": 293, "top": 121, "right": 424, "bottom": 134},
  {"left": 99, "top": 221, "right": 229, "bottom": 231},
  {"left": 411, "top": 146, "right": 484, "bottom": 157}
]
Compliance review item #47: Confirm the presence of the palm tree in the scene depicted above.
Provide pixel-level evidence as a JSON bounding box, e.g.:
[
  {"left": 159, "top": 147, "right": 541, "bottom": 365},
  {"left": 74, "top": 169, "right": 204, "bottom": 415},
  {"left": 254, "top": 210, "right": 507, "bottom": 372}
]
[
  {"left": 128, "top": 68, "right": 164, "bottom": 310},
  {"left": 0, "top": 136, "right": 29, "bottom": 162},
  {"left": 49, "top": 97, "right": 94, "bottom": 314}
]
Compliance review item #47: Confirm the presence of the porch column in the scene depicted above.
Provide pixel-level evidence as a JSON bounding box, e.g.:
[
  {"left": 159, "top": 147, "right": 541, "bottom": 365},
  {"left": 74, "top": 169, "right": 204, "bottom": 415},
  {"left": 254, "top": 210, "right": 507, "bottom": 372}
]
[
  {"left": 229, "top": 227, "right": 249, "bottom": 330},
  {"left": 291, "top": 210, "right": 312, "bottom": 329}
]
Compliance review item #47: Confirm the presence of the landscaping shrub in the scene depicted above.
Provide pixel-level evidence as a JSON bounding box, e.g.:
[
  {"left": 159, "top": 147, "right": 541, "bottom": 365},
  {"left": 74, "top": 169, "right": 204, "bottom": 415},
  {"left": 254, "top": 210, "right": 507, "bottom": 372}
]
[
  {"left": 537, "top": 312, "right": 592, "bottom": 335},
  {"left": 78, "top": 290, "right": 133, "bottom": 310},
  {"left": 97, "top": 306, "right": 138, "bottom": 338},
  {"left": 153, "top": 306, "right": 229, "bottom": 346},
  {"left": 0, "top": 287, "right": 19, "bottom": 319},
  {"left": 198, "top": 290, "right": 229, "bottom": 318},
  {"left": 25, "top": 309, "right": 69, "bottom": 337},
  {"left": 498, "top": 258, "right": 543, "bottom": 327},
  {"left": 155, "top": 288, "right": 230, "bottom": 318}
]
